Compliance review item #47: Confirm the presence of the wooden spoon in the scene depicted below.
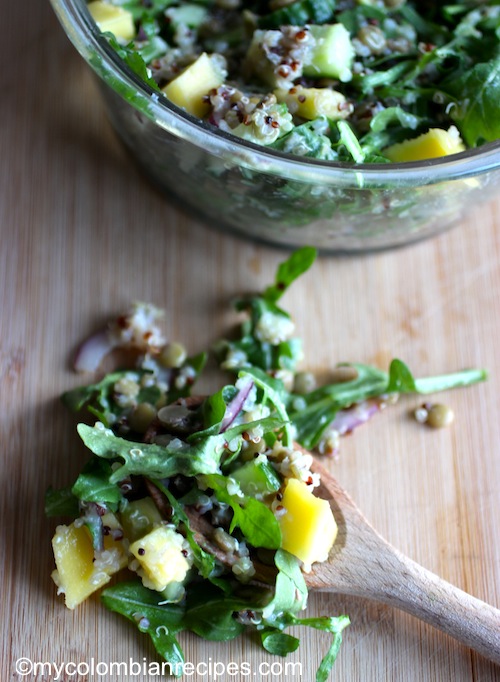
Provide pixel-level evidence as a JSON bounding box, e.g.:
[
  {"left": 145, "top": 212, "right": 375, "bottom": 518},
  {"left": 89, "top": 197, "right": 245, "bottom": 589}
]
[{"left": 307, "top": 456, "right": 500, "bottom": 665}]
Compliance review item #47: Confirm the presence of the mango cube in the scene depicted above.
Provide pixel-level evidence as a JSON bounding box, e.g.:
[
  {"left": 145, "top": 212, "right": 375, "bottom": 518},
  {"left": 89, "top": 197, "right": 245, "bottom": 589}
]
[
  {"left": 275, "top": 86, "right": 351, "bottom": 121},
  {"left": 162, "top": 53, "right": 226, "bottom": 118},
  {"left": 278, "top": 478, "right": 337, "bottom": 570},
  {"left": 129, "top": 525, "right": 191, "bottom": 592},
  {"left": 51, "top": 519, "right": 127, "bottom": 609},
  {"left": 384, "top": 127, "right": 465, "bottom": 162},
  {"left": 87, "top": 1, "right": 135, "bottom": 42}
]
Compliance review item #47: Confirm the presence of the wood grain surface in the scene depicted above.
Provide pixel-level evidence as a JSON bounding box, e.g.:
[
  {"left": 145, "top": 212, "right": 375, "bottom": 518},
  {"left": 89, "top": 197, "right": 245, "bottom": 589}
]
[{"left": 2, "top": 2, "right": 500, "bottom": 681}]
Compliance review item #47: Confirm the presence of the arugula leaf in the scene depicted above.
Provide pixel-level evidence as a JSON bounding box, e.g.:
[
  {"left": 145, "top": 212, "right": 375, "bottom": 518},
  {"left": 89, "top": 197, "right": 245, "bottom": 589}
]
[
  {"left": 71, "top": 457, "right": 123, "bottom": 510},
  {"left": 294, "top": 614, "right": 350, "bottom": 682},
  {"left": 217, "top": 248, "right": 314, "bottom": 374},
  {"left": 183, "top": 584, "right": 247, "bottom": 641},
  {"left": 261, "top": 630, "right": 300, "bottom": 655},
  {"left": 336, "top": 120, "right": 367, "bottom": 163},
  {"left": 78, "top": 414, "right": 284, "bottom": 483},
  {"left": 291, "top": 360, "right": 487, "bottom": 449},
  {"left": 203, "top": 473, "right": 282, "bottom": 549},
  {"left": 269, "top": 612, "right": 350, "bottom": 682},
  {"left": 101, "top": 581, "right": 186, "bottom": 677},
  {"left": 264, "top": 247, "right": 317, "bottom": 303},
  {"left": 442, "top": 54, "right": 500, "bottom": 146},
  {"left": 386, "top": 359, "right": 488, "bottom": 394},
  {"left": 289, "top": 363, "right": 388, "bottom": 448},
  {"left": 62, "top": 370, "right": 135, "bottom": 414},
  {"left": 183, "top": 582, "right": 273, "bottom": 638},
  {"left": 105, "top": 34, "right": 161, "bottom": 92},
  {"left": 258, "top": 0, "right": 335, "bottom": 30},
  {"left": 239, "top": 367, "right": 293, "bottom": 446},
  {"left": 272, "top": 121, "right": 338, "bottom": 161},
  {"left": 262, "top": 549, "right": 308, "bottom": 618},
  {"left": 77, "top": 423, "right": 224, "bottom": 481},
  {"left": 202, "top": 387, "right": 230, "bottom": 431},
  {"left": 44, "top": 486, "right": 79, "bottom": 518}
]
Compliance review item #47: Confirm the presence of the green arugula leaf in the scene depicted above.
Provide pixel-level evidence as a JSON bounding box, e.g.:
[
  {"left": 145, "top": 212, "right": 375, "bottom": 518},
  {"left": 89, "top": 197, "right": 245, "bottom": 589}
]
[
  {"left": 261, "top": 630, "right": 300, "bottom": 655},
  {"left": 239, "top": 367, "right": 293, "bottom": 446},
  {"left": 62, "top": 370, "right": 135, "bottom": 414},
  {"left": 78, "top": 414, "right": 284, "bottom": 483},
  {"left": 264, "top": 247, "right": 317, "bottom": 303},
  {"left": 262, "top": 549, "right": 308, "bottom": 618},
  {"left": 289, "top": 363, "right": 387, "bottom": 448},
  {"left": 442, "top": 54, "right": 500, "bottom": 146},
  {"left": 101, "top": 581, "right": 186, "bottom": 676},
  {"left": 183, "top": 582, "right": 273, "bottom": 639},
  {"left": 71, "top": 457, "right": 123, "bottom": 510},
  {"left": 44, "top": 486, "right": 79, "bottom": 518},
  {"left": 386, "top": 359, "right": 488, "bottom": 394},
  {"left": 203, "top": 473, "right": 282, "bottom": 549},
  {"left": 77, "top": 423, "right": 224, "bottom": 482},
  {"left": 292, "top": 360, "right": 487, "bottom": 448},
  {"left": 292, "top": 614, "right": 350, "bottom": 682},
  {"left": 105, "top": 34, "right": 161, "bottom": 92},
  {"left": 183, "top": 586, "right": 247, "bottom": 641}
]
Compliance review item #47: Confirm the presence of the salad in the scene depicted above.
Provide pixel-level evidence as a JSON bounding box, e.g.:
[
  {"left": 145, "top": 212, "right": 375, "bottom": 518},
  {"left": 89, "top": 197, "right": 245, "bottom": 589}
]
[
  {"left": 86, "top": 0, "right": 500, "bottom": 163},
  {"left": 46, "top": 247, "right": 487, "bottom": 680}
]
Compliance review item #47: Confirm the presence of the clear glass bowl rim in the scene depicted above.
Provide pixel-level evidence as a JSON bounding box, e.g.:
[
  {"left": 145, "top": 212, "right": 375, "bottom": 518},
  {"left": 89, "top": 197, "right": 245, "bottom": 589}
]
[{"left": 51, "top": 0, "right": 500, "bottom": 187}]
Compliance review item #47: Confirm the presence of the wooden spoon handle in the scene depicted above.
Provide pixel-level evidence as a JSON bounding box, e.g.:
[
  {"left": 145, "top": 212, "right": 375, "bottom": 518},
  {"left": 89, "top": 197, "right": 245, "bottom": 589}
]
[{"left": 360, "top": 543, "right": 500, "bottom": 664}]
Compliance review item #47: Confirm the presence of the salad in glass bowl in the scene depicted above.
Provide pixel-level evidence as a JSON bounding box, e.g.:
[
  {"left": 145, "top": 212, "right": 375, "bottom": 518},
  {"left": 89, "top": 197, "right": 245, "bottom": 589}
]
[{"left": 51, "top": 0, "right": 500, "bottom": 250}]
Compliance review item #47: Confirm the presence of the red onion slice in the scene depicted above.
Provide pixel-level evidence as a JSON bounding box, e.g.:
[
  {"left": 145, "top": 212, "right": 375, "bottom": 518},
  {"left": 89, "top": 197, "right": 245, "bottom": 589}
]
[
  {"left": 220, "top": 377, "right": 254, "bottom": 432},
  {"left": 73, "top": 330, "right": 118, "bottom": 373},
  {"left": 330, "top": 399, "right": 381, "bottom": 436}
]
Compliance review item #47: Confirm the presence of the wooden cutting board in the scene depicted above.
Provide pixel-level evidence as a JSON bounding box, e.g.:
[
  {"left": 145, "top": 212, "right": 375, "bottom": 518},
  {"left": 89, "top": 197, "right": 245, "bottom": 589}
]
[{"left": 2, "top": 2, "right": 499, "bottom": 680}]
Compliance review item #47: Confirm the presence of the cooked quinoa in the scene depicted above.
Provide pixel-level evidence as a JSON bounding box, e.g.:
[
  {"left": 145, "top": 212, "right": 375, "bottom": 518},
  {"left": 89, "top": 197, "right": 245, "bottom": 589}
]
[{"left": 87, "top": 0, "right": 500, "bottom": 162}]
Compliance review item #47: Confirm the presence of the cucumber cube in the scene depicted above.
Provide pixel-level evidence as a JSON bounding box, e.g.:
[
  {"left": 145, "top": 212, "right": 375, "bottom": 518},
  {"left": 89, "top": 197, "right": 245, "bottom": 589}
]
[
  {"left": 303, "top": 24, "right": 355, "bottom": 82},
  {"left": 231, "top": 458, "right": 281, "bottom": 496}
]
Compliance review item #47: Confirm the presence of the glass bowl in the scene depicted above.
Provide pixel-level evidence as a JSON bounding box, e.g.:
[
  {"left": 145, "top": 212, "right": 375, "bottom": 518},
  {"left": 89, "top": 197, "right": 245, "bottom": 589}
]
[{"left": 51, "top": 0, "right": 500, "bottom": 252}]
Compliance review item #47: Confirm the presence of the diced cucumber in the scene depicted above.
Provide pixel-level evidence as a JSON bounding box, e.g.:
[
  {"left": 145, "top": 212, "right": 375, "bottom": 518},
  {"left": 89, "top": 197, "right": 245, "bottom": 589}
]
[
  {"left": 258, "top": 0, "right": 336, "bottom": 30},
  {"left": 120, "top": 497, "right": 163, "bottom": 542},
  {"left": 303, "top": 23, "right": 355, "bottom": 82},
  {"left": 136, "top": 35, "right": 169, "bottom": 63},
  {"left": 231, "top": 458, "right": 281, "bottom": 496},
  {"left": 166, "top": 4, "right": 208, "bottom": 29}
]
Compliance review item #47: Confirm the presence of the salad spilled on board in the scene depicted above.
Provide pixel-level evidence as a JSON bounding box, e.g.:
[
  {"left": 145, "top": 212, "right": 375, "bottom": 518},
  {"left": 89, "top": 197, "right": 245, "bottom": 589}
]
[
  {"left": 46, "top": 247, "right": 486, "bottom": 680},
  {"left": 86, "top": 0, "right": 500, "bottom": 162}
]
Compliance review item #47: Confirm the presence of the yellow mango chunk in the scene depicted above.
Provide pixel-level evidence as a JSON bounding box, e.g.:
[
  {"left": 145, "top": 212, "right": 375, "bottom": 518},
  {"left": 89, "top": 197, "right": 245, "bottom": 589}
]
[
  {"left": 162, "top": 53, "right": 226, "bottom": 118},
  {"left": 51, "top": 519, "right": 127, "bottom": 609},
  {"left": 130, "top": 525, "right": 191, "bottom": 592},
  {"left": 275, "top": 86, "right": 351, "bottom": 121},
  {"left": 87, "top": 1, "right": 135, "bottom": 42},
  {"left": 384, "top": 127, "right": 465, "bottom": 162},
  {"left": 278, "top": 478, "right": 337, "bottom": 570}
]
